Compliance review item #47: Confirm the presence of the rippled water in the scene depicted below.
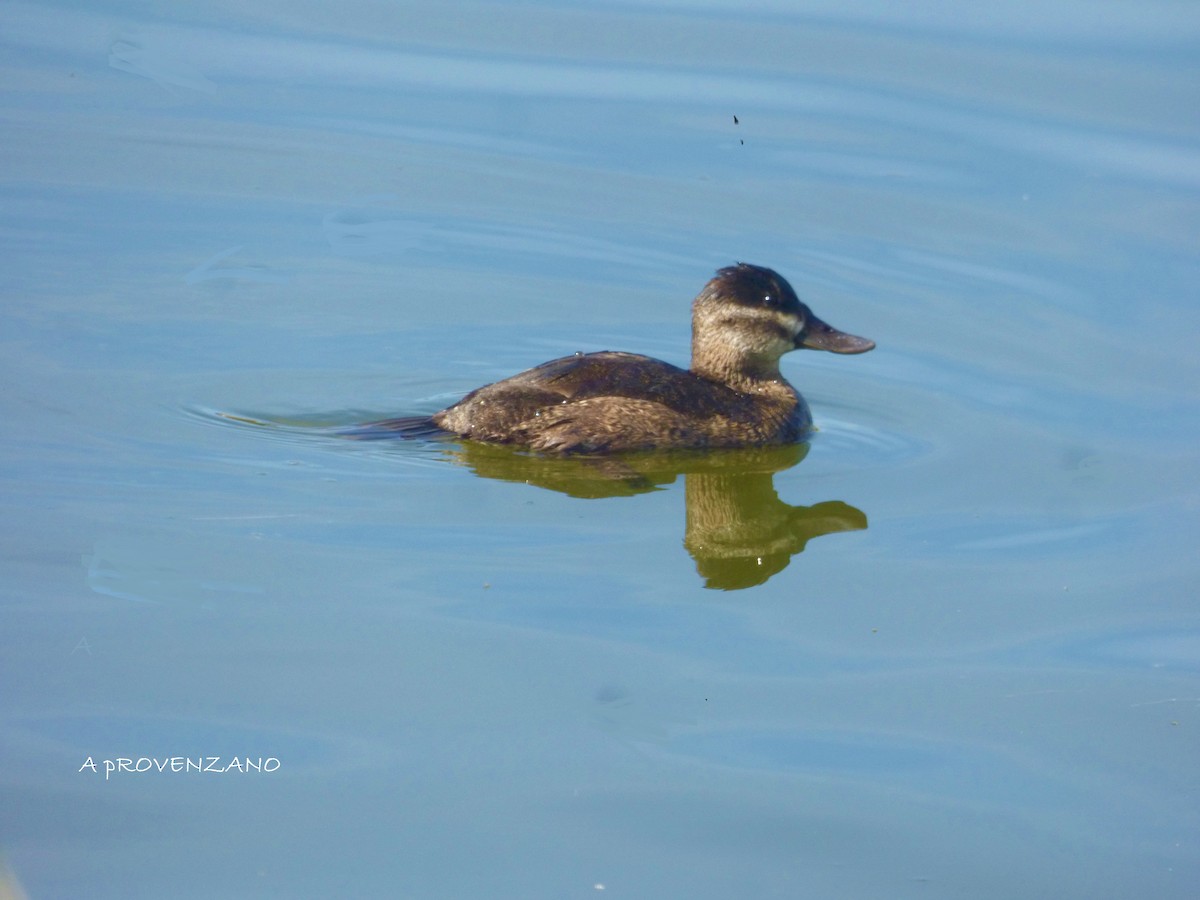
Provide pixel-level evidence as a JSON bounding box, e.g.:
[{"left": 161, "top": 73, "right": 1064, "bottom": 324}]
[{"left": 2, "top": 1, "right": 1199, "bottom": 898}]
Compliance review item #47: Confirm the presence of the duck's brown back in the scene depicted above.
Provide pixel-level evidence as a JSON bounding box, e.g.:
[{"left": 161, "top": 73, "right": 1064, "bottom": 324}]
[{"left": 432, "top": 351, "right": 807, "bottom": 453}]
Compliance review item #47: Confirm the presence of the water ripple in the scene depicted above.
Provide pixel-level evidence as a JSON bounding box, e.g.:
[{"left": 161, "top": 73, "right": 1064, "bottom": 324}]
[
  {"left": 811, "top": 415, "right": 929, "bottom": 467},
  {"left": 181, "top": 403, "right": 454, "bottom": 470}
]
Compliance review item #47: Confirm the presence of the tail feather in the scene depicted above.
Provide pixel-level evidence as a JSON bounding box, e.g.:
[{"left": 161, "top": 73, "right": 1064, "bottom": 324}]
[{"left": 340, "top": 416, "right": 452, "bottom": 441}]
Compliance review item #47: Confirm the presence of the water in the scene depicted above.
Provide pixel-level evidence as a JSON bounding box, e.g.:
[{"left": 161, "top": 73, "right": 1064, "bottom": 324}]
[{"left": 2, "top": 1, "right": 1199, "bottom": 897}]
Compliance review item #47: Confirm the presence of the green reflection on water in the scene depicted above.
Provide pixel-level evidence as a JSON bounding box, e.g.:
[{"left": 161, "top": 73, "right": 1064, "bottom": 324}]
[
  {"left": 448, "top": 440, "right": 868, "bottom": 590},
  {"left": 212, "top": 410, "right": 869, "bottom": 590}
]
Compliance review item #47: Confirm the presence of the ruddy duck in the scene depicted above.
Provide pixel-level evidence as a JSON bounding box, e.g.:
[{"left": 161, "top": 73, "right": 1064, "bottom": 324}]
[{"left": 383, "top": 263, "right": 874, "bottom": 453}]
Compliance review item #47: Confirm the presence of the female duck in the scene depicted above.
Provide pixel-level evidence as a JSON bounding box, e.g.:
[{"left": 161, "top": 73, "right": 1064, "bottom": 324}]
[{"left": 392, "top": 263, "right": 873, "bottom": 454}]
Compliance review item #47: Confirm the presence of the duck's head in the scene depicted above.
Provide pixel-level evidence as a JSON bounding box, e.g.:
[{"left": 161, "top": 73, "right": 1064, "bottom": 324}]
[{"left": 691, "top": 262, "right": 874, "bottom": 383}]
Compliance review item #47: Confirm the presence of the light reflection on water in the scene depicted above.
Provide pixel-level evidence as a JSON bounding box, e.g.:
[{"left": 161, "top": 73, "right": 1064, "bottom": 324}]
[{"left": 2, "top": 0, "right": 1199, "bottom": 897}]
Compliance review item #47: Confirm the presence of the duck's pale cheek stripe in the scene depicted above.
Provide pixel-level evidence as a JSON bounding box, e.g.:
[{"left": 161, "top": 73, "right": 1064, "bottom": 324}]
[{"left": 715, "top": 307, "right": 802, "bottom": 335}]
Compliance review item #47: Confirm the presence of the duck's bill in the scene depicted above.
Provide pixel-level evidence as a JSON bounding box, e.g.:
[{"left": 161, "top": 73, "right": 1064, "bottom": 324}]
[{"left": 799, "top": 316, "right": 875, "bottom": 354}]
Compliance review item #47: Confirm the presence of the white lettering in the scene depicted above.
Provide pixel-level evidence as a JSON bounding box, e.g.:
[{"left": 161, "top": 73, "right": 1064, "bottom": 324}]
[{"left": 83, "top": 754, "right": 282, "bottom": 777}]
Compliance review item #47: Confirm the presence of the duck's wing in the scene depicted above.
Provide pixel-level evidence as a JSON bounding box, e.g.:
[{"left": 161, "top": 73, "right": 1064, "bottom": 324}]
[
  {"left": 514, "top": 351, "right": 730, "bottom": 415},
  {"left": 432, "top": 351, "right": 747, "bottom": 450}
]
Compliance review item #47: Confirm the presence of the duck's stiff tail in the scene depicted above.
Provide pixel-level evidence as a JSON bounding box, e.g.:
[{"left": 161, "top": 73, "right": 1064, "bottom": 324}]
[{"left": 340, "top": 415, "right": 452, "bottom": 441}]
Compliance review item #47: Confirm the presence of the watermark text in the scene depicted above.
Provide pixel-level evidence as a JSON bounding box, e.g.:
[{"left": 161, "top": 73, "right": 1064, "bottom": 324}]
[{"left": 79, "top": 756, "right": 280, "bottom": 780}]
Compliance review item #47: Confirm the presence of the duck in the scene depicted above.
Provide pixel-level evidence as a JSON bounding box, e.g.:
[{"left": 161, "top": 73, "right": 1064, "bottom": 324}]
[{"left": 376, "top": 263, "right": 874, "bottom": 453}]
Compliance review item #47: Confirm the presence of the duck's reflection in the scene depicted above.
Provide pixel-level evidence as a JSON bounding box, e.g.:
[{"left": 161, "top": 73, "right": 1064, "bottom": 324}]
[{"left": 446, "top": 441, "right": 867, "bottom": 590}]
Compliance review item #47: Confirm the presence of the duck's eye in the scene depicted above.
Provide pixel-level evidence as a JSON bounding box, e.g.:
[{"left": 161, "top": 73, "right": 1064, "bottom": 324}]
[{"left": 763, "top": 293, "right": 775, "bottom": 307}]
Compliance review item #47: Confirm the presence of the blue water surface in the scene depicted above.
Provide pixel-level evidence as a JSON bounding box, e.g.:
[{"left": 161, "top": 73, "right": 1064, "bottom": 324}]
[{"left": 2, "top": 1, "right": 1198, "bottom": 897}]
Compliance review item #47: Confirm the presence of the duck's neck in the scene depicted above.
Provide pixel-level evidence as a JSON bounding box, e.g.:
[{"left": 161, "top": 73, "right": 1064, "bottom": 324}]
[{"left": 690, "top": 336, "right": 791, "bottom": 396}]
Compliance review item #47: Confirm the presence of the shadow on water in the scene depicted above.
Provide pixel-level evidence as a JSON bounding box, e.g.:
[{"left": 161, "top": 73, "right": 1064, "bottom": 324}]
[{"left": 204, "top": 408, "right": 868, "bottom": 591}]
